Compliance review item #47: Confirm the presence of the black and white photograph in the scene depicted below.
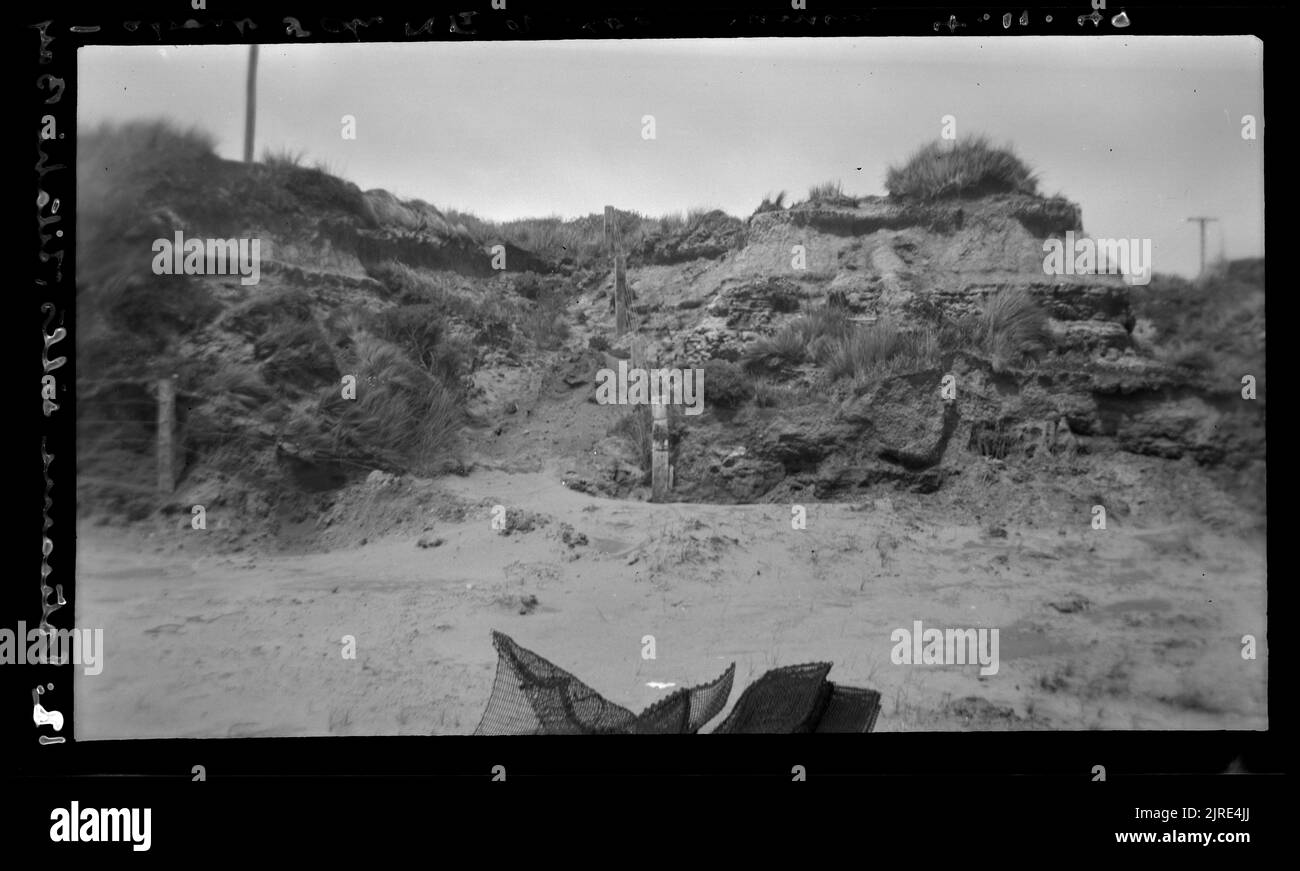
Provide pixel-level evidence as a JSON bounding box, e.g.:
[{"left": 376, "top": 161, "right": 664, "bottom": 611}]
[{"left": 62, "top": 31, "right": 1264, "bottom": 742}]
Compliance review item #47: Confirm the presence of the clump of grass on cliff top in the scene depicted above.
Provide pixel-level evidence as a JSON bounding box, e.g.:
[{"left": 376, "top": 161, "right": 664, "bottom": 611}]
[
  {"left": 254, "top": 148, "right": 370, "bottom": 221},
  {"left": 886, "top": 136, "right": 1039, "bottom": 200},
  {"left": 805, "top": 180, "right": 857, "bottom": 206},
  {"left": 808, "top": 180, "right": 844, "bottom": 201},
  {"left": 439, "top": 207, "right": 661, "bottom": 266},
  {"left": 752, "top": 191, "right": 787, "bottom": 216}
]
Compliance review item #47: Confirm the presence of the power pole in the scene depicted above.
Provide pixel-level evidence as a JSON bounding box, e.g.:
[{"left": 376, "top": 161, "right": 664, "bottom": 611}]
[
  {"left": 1186, "top": 216, "right": 1218, "bottom": 279},
  {"left": 244, "top": 45, "right": 259, "bottom": 163}
]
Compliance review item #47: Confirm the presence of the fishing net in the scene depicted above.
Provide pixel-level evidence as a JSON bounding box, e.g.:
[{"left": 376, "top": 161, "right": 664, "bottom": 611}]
[
  {"left": 473, "top": 630, "right": 734, "bottom": 735},
  {"left": 474, "top": 631, "right": 881, "bottom": 735},
  {"left": 711, "top": 662, "right": 834, "bottom": 734}
]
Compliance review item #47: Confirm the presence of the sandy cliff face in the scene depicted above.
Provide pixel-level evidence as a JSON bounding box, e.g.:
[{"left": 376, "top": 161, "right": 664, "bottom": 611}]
[
  {"left": 575, "top": 195, "right": 1262, "bottom": 511},
  {"left": 77, "top": 146, "right": 1263, "bottom": 545}
]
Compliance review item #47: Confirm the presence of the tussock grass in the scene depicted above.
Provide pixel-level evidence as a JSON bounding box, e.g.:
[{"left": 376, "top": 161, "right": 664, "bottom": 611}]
[
  {"left": 826, "top": 320, "right": 907, "bottom": 380},
  {"left": 753, "top": 191, "right": 787, "bottom": 216},
  {"left": 318, "top": 334, "right": 463, "bottom": 475},
  {"left": 971, "top": 285, "right": 1049, "bottom": 369},
  {"left": 742, "top": 305, "right": 853, "bottom": 372},
  {"left": 742, "top": 323, "right": 806, "bottom": 372},
  {"left": 262, "top": 146, "right": 307, "bottom": 168},
  {"left": 808, "top": 179, "right": 843, "bottom": 201},
  {"left": 369, "top": 260, "right": 516, "bottom": 337},
  {"left": 824, "top": 286, "right": 1049, "bottom": 381},
  {"left": 202, "top": 363, "right": 274, "bottom": 405},
  {"left": 807, "top": 180, "right": 854, "bottom": 205},
  {"left": 886, "top": 135, "right": 1039, "bottom": 200},
  {"left": 655, "top": 209, "right": 715, "bottom": 234},
  {"left": 369, "top": 303, "right": 473, "bottom": 384},
  {"left": 370, "top": 261, "right": 570, "bottom": 352}
]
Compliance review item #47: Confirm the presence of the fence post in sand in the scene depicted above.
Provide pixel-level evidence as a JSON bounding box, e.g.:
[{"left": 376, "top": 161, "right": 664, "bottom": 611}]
[
  {"left": 651, "top": 399, "right": 670, "bottom": 502},
  {"left": 614, "top": 254, "right": 632, "bottom": 336},
  {"left": 630, "top": 335, "right": 647, "bottom": 372},
  {"left": 607, "top": 205, "right": 633, "bottom": 337},
  {"left": 157, "top": 375, "right": 176, "bottom": 494},
  {"left": 607, "top": 204, "right": 666, "bottom": 498}
]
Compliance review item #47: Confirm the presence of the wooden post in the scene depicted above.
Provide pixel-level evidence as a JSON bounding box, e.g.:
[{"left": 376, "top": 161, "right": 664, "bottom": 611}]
[
  {"left": 157, "top": 376, "right": 176, "bottom": 494},
  {"left": 607, "top": 203, "right": 666, "bottom": 496},
  {"left": 630, "top": 335, "right": 646, "bottom": 372},
  {"left": 614, "top": 254, "right": 631, "bottom": 336},
  {"left": 651, "top": 399, "right": 670, "bottom": 502}
]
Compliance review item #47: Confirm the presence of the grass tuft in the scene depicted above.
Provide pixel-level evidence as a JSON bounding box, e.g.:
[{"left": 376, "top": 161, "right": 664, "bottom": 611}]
[{"left": 886, "top": 135, "right": 1039, "bottom": 200}]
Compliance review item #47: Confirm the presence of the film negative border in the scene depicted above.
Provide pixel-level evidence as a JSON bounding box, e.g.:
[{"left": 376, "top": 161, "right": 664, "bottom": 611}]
[{"left": 14, "top": 0, "right": 1282, "bottom": 785}]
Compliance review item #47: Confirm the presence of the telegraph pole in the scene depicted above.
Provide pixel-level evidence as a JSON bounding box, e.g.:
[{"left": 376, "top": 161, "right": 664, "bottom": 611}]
[
  {"left": 1186, "top": 216, "right": 1218, "bottom": 279},
  {"left": 244, "top": 45, "right": 259, "bottom": 163}
]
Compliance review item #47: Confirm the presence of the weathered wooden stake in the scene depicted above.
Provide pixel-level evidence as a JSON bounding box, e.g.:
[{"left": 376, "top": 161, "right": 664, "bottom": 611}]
[
  {"left": 614, "top": 254, "right": 631, "bottom": 336},
  {"left": 607, "top": 204, "right": 668, "bottom": 498},
  {"left": 157, "top": 375, "right": 176, "bottom": 494},
  {"left": 651, "top": 399, "right": 670, "bottom": 502},
  {"left": 630, "top": 336, "right": 646, "bottom": 372}
]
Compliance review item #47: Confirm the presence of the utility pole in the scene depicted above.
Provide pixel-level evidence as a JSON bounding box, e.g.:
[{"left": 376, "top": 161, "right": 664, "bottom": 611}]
[
  {"left": 244, "top": 45, "right": 259, "bottom": 163},
  {"left": 1186, "top": 216, "right": 1218, "bottom": 279}
]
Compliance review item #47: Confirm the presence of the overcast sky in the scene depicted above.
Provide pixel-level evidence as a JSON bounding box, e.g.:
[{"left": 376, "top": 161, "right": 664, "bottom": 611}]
[{"left": 80, "top": 36, "right": 1263, "bottom": 277}]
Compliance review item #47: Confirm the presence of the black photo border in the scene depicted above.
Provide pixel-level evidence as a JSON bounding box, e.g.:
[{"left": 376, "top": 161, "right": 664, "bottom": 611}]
[{"left": 14, "top": 0, "right": 1285, "bottom": 844}]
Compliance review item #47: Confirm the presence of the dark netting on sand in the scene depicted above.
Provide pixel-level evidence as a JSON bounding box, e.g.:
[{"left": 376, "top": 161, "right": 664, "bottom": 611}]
[
  {"left": 474, "top": 630, "right": 734, "bottom": 735},
  {"left": 711, "top": 662, "right": 834, "bottom": 734},
  {"left": 814, "top": 684, "right": 882, "bottom": 734},
  {"left": 475, "top": 631, "right": 881, "bottom": 735}
]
